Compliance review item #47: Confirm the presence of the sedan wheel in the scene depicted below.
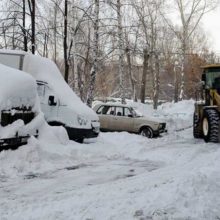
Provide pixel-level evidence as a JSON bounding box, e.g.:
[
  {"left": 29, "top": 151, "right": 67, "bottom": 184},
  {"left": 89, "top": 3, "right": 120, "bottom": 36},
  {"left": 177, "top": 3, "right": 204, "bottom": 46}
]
[{"left": 140, "top": 127, "right": 153, "bottom": 138}]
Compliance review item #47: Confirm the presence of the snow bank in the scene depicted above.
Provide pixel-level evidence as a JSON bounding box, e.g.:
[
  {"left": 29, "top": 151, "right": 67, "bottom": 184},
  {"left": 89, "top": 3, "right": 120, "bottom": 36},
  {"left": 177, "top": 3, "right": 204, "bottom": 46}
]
[
  {"left": 0, "top": 109, "right": 45, "bottom": 140},
  {"left": 0, "top": 122, "right": 71, "bottom": 177},
  {"left": 157, "top": 99, "right": 194, "bottom": 132}
]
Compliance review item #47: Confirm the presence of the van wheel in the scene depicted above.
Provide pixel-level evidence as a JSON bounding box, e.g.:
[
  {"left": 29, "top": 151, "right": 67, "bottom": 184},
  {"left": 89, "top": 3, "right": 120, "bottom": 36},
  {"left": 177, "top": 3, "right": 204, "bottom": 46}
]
[{"left": 140, "top": 127, "right": 153, "bottom": 138}]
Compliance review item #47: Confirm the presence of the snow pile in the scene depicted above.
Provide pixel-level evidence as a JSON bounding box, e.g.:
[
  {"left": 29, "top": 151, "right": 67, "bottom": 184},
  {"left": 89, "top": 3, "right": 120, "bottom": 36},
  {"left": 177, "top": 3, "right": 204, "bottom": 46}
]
[
  {"left": 0, "top": 123, "right": 70, "bottom": 177},
  {"left": 157, "top": 99, "right": 195, "bottom": 132},
  {"left": 0, "top": 113, "right": 45, "bottom": 139}
]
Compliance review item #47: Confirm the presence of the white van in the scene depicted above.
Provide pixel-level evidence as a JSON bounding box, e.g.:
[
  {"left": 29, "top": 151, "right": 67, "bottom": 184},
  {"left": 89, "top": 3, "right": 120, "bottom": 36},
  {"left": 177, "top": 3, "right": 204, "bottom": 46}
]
[
  {"left": 0, "top": 50, "right": 100, "bottom": 143},
  {"left": 0, "top": 63, "right": 43, "bottom": 150}
]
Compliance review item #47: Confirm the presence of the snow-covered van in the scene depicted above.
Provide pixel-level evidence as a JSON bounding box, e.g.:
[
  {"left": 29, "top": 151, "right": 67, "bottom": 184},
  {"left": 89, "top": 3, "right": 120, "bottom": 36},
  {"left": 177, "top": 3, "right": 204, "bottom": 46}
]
[
  {"left": 0, "top": 63, "right": 43, "bottom": 150},
  {"left": 0, "top": 50, "right": 100, "bottom": 142}
]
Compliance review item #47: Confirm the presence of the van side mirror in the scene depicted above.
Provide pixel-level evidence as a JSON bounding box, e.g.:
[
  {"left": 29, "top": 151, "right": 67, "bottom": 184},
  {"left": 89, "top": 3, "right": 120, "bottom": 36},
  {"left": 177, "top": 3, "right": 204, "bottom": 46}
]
[{"left": 48, "top": 95, "right": 57, "bottom": 106}]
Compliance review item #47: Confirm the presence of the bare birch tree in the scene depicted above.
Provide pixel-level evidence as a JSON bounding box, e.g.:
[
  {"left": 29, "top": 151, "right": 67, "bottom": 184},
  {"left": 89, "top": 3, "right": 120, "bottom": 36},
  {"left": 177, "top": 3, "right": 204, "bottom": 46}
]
[
  {"left": 87, "top": 0, "right": 100, "bottom": 107},
  {"left": 173, "top": 0, "right": 217, "bottom": 100},
  {"left": 63, "top": 0, "right": 69, "bottom": 82},
  {"left": 28, "top": 0, "right": 35, "bottom": 54},
  {"left": 132, "top": 0, "right": 164, "bottom": 105},
  {"left": 116, "top": 0, "right": 126, "bottom": 103}
]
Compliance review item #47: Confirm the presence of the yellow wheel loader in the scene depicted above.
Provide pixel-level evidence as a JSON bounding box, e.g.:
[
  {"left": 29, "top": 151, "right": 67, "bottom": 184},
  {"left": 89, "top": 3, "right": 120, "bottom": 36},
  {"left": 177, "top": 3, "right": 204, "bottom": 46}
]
[{"left": 194, "top": 65, "right": 220, "bottom": 143}]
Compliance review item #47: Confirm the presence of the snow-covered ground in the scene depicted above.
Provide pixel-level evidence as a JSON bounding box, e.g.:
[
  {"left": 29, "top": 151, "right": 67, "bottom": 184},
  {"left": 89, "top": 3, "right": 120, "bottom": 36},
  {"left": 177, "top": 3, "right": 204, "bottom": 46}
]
[{"left": 1, "top": 100, "right": 220, "bottom": 220}]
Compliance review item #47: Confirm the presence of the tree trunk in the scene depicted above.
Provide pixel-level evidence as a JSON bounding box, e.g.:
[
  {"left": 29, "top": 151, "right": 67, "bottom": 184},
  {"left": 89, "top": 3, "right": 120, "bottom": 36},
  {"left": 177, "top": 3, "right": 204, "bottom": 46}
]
[
  {"left": 125, "top": 46, "right": 136, "bottom": 101},
  {"left": 179, "top": 58, "right": 184, "bottom": 100},
  {"left": 174, "top": 59, "right": 179, "bottom": 103},
  {"left": 179, "top": 38, "right": 187, "bottom": 100},
  {"left": 28, "top": 0, "right": 35, "bottom": 54},
  {"left": 140, "top": 48, "right": 149, "bottom": 103},
  {"left": 22, "top": 0, "right": 28, "bottom": 51},
  {"left": 72, "top": 36, "right": 77, "bottom": 90},
  {"left": 53, "top": 1, "right": 58, "bottom": 63},
  {"left": 153, "top": 53, "right": 160, "bottom": 109},
  {"left": 31, "top": 0, "right": 35, "bottom": 54},
  {"left": 12, "top": 18, "right": 15, "bottom": 49},
  {"left": 77, "top": 61, "right": 84, "bottom": 101},
  {"left": 64, "top": 0, "right": 69, "bottom": 83},
  {"left": 117, "top": 0, "right": 126, "bottom": 104},
  {"left": 86, "top": 0, "right": 100, "bottom": 107},
  {"left": 43, "top": 33, "right": 48, "bottom": 57},
  {"left": 2, "top": 23, "right": 7, "bottom": 48}
]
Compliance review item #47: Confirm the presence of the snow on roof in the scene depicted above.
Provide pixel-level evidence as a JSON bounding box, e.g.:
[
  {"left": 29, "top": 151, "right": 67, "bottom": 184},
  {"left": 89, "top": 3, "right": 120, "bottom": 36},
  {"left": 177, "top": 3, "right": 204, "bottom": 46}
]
[
  {"left": 0, "top": 63, "right": 38, "bottom": 110},
  {"left": 21, "top": 53, "right": 97, "bottom": 119},
  {"left": 0, "top": 49, "right": 27, "bottom": 55},
  {"left": 94, "top": 102, "right": 132, "bottom": 108}
]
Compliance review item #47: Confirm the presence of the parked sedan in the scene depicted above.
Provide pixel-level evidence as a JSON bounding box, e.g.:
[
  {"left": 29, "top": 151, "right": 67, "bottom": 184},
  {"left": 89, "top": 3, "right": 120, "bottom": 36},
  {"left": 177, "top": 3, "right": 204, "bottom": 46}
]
[{"left": 93, "top": 103, "right": 166, "bottom": 138}]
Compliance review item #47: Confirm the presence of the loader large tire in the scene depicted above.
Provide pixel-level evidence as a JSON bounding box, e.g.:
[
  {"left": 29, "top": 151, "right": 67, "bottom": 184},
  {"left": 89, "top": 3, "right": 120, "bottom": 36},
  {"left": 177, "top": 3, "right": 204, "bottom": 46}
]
[
  {"left": 202, "top": 109, "right": 220, "bottom": 143},
  {"left": 193, "top": 113, "right": 203, "bottom": 138}
]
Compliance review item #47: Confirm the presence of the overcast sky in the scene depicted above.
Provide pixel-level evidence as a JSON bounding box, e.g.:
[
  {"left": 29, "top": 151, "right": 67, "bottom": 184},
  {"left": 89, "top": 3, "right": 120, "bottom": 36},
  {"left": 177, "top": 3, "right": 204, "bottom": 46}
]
[{"left": 202, "top": 5, "right": 220, "bottom": 54}]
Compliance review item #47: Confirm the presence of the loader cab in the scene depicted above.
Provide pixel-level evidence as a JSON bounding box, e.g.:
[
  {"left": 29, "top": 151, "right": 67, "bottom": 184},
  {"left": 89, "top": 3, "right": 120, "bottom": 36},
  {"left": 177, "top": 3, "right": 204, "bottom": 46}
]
[
  {"left": 194, "top": 64, "right": 220, "bottom": 143},
  {"left": 202, "top": 65, "right": 220, "bottom": 89},
  {"left": 201, "top": 65, "right": 220, "bottom": 105}
]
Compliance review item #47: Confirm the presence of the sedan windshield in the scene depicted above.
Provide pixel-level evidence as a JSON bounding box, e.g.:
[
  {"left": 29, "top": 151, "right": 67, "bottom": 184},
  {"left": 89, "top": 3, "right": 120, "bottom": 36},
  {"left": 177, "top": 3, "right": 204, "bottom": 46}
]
[{"left": 131, "top": 108, "right": 143, "bottom": 117}]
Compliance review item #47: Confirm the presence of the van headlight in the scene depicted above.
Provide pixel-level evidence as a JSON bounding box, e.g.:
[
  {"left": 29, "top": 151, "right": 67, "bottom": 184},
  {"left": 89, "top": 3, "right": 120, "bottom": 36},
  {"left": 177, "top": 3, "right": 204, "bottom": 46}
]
[{"left": 77, "top": 115, "right": 88, "bottom": 126}]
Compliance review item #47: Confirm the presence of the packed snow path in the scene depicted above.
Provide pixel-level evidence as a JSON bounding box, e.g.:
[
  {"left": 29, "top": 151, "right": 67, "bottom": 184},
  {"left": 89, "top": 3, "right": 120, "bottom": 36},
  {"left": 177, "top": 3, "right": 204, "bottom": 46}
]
[{"left": 1, "top": 129, "right": 220, "bottom": 220}]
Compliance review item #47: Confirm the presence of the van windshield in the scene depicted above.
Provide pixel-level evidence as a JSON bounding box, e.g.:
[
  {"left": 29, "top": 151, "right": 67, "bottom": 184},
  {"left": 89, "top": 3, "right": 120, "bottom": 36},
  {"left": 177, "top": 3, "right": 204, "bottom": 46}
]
[{"left": 0, "top": 53, "right": 23, "bottom": 70}]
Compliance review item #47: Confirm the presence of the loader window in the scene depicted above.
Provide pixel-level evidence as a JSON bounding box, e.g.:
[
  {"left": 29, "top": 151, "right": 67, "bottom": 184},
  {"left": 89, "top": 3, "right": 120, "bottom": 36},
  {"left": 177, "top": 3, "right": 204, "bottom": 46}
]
[
  {"left": 213, "top": 77, "right": 220, "bottom": 89},
  {"left": 204, "top": 69, "right": 220, "bottom": 89}
]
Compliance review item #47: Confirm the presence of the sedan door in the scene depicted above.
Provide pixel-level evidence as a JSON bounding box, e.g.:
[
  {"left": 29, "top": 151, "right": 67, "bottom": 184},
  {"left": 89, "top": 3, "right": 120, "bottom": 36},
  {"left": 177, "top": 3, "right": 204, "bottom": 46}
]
[
  {"left": 113, "top": 107, "right": 135, "bottom": 132},
  {"left": 96, "top": 105, "right": 115, "bottom": 131}
]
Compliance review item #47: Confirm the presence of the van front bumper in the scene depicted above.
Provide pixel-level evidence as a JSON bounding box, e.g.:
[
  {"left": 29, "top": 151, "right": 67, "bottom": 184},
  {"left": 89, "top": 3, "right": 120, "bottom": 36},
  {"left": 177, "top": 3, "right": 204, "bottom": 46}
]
[{"left": 65, "top": 126, "right": 99, "bottom": 142}]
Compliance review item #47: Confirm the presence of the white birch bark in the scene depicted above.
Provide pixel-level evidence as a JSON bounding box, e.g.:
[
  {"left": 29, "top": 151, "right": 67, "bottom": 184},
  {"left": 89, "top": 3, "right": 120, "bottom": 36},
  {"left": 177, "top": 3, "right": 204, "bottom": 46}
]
[
  {"left": 153, "top": 52, "right": 160, "bottom": 109},
  {"left": 117, "top": 0, "right": 126, "bottom": 104},
  {"left": 87, "top": 0, "right": 100, "bottom": 107}
]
